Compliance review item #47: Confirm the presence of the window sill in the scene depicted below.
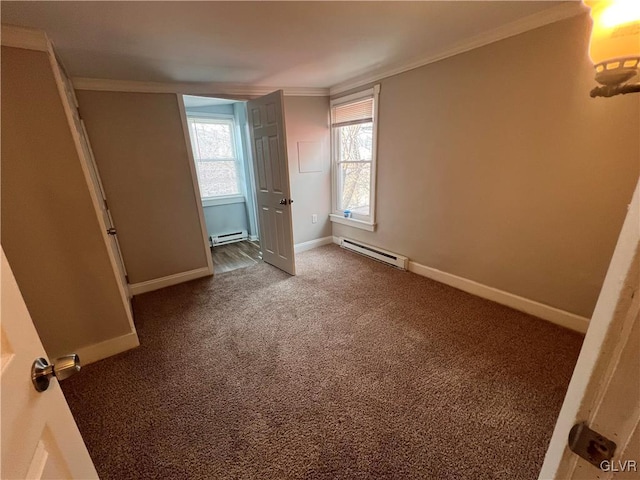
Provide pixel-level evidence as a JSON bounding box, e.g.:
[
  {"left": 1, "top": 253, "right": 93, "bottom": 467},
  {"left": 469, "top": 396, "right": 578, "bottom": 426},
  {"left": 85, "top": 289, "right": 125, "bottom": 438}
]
[
  {"left": 202, "top": 195, "right": 245, "bottom": 207},
  {"left": 329, "top": 214, "right": 376, "bottom": 232}
]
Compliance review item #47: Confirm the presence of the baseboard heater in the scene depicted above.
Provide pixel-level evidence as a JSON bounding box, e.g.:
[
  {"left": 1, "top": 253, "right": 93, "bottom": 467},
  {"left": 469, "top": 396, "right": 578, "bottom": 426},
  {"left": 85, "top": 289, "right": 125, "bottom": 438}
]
[
  {"left": 338, "top": 237, "right": 408, "bottom": 270},
  {"left": 210, "top": 230, "right": 248, "bottom": 247}
]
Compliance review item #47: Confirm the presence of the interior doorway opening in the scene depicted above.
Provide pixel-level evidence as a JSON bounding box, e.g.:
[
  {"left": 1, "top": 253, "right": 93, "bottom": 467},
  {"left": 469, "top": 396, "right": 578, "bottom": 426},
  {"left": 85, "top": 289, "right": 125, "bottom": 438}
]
[{"left": 182, "top": 95, "right": 260, "bottom": 274}]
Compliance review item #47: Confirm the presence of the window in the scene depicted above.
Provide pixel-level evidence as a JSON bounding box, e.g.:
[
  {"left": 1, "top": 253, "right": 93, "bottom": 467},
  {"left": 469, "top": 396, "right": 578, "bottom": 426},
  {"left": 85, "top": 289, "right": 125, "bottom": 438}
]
[
  {"left": 330, "top": 85, "right": 379, "bottom": 229},
  {"left": 187, "top": 116, "right": 242, "bottom": 199}
]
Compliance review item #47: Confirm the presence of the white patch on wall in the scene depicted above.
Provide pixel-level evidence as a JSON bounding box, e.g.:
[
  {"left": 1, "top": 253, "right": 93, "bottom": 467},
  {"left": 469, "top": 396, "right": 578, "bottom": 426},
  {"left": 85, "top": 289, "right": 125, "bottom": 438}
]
[{"left": 297, "top": 141, "right": 322, "bottom": 173}]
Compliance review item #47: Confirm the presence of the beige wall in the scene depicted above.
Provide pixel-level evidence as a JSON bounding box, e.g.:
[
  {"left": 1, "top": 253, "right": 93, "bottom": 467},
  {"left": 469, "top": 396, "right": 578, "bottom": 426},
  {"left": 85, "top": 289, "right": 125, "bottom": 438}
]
[
  {"left": 332, "top": 14, "right": 640, "bottom": 318},
  {"left": 1, "top": 47, "right": 132, "bottom": 357},
  {"left": 284, "top": 96, "right": 332, "bottom": 244},
  {"left": 76, "top": 91, "right": 209, "bottom": 284}
]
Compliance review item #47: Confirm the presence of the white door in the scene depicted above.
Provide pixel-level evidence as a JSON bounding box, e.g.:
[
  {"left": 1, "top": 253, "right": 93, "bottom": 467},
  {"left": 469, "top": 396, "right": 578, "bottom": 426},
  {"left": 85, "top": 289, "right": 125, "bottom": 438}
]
[
  {"left": 247, "top": 90, "right": 296, "bottom": 275},
  {"left": 1, "top": 248, "right": 98, "bottom": 479},
  {"left": 539, "top": 180, "right": 640, "bottom": 479},
  {"left": 52, "top": 53, "right": 131, "bottom": 298}
]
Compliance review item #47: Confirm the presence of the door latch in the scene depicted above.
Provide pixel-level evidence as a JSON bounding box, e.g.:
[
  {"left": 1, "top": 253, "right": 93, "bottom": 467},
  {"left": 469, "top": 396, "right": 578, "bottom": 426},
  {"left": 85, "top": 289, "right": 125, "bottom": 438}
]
[
  {"left": 31, "top": 355, "right": 81, "bottom": 392},
  {"left": 568, "top": 422, "right": 616, "bottom": 469}
]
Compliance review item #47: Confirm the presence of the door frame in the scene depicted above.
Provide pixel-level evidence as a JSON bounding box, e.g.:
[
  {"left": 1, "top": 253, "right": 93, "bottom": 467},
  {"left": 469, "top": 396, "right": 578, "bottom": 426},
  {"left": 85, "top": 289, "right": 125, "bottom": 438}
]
[
  {"left": 53, "top": 56, "right": 138, "bottom": 336},
  {"left": 175, "top": 94, "right": 216, "bottom": 276},
  {"left": 78, "top": 117, "right": 131, "bottom": 296},
  {"left": 539, "top": 179, "right": 640, "bottom": 478},
  {"left": 235, "top": 101, "right": 261, "bottom": 242},
  {"left": 1, "top": 25, "right": 138, "bottom": 337},
  {"left": 176, "top": 95, "right": 264, "bottom": 259},
  {"left": 47, "top": 42, "right": 137, "bottom": 335}
]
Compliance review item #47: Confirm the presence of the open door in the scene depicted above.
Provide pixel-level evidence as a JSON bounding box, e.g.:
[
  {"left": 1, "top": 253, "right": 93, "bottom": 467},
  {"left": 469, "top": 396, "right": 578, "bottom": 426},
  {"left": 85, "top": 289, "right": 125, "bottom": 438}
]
[
  {"left": 247, "top": 90, "right": 296, "bottom": 275},
  {"left": 539, "top": 180, "right": 639, "bottom": 479},
  {"left": 1, "top": 248, "right": 98, "bottom": 479}
]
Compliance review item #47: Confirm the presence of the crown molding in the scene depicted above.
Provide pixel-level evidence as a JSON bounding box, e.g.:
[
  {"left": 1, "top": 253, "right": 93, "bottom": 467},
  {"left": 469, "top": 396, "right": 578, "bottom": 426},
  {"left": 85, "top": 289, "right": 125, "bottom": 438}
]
[
  {"left": 4, "top": 2, "right": 586, "bottom": 99},
  {"left": 72, "top": 77, "right": 329, "bottom": 97},
  {"left": 329, "top": 1, "right": 588, "bottom": 96},
  {"left": 1, "top": 24, "right": 49, "bottom": 52}
]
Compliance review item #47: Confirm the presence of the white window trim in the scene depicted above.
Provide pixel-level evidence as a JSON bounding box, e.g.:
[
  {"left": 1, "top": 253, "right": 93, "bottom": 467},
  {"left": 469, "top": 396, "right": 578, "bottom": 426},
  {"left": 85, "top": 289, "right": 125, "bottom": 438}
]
[
  {"left": 202, "top": 194, "right": 246, "bottom": 208},
  {"left": 329, "top": 213, "right": 376, "bottom": 231},
  {"left": 330, "top": 84, "right": 380, "bottom": 231},
  {"left": 187, "top": 113, "right": 244, "bottom": 200}
]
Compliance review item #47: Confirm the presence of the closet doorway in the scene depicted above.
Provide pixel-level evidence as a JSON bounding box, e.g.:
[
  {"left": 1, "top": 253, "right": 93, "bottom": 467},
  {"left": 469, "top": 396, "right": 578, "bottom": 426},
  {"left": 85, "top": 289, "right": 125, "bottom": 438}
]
[{"left": 182, "top": 95, "right": 260, "bottom": 274}]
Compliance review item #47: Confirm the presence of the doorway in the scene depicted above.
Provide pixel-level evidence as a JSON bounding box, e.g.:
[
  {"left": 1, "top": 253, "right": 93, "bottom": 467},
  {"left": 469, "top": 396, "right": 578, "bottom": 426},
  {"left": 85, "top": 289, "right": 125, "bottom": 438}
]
[{"left": 182, "top": 95, "right": 261, "bottom": 274}]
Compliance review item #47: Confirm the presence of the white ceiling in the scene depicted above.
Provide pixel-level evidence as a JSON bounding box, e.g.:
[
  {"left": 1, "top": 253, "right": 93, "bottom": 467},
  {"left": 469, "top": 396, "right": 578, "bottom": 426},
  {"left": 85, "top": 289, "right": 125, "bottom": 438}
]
[{"left": 2, "top": 1, "right": 577, "bottom": 90}]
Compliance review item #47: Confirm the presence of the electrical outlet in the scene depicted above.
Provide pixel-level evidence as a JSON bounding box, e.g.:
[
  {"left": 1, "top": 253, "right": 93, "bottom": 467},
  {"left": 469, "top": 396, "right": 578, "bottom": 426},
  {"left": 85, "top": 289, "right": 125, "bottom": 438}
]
[{"left": 312, "top": 214, "right": 318, "bottom": 224}]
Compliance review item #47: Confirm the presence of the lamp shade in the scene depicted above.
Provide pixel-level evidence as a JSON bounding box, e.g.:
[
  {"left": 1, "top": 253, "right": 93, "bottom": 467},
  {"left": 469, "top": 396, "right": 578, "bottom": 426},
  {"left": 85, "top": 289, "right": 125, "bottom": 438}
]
[{"left": 584, "top": 0, "right": 640, "bottom": 85}]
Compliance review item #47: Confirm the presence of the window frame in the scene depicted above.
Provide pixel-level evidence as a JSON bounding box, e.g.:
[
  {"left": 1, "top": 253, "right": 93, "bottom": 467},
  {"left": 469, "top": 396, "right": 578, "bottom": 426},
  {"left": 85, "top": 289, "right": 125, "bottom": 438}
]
[
  {"left": 330, "top": 85, "right": 380, "bottom": 231},
  {"left": 186, "top": 113, "right": 244, "bottom": 201}
]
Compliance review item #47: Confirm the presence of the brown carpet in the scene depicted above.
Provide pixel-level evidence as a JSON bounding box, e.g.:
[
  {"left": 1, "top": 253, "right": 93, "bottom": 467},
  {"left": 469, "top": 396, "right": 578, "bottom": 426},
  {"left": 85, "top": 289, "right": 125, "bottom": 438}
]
[{"left": 62, "top": 245, "right": 583, "bottom": 480}]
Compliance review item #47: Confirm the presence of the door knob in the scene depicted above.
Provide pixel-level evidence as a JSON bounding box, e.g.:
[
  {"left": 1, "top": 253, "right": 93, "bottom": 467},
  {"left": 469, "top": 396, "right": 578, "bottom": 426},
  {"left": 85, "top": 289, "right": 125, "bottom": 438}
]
[
  {"left": 279, "top": 198, "right": 287, "bottom": 205},
  {"left": 31, "top": 354, "right": 81, "bottom": 392}
]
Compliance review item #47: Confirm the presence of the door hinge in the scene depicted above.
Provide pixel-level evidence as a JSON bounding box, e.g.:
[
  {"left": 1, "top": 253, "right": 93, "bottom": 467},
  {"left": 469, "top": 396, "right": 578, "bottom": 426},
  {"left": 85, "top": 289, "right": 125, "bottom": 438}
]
[
  {"left": 77, "top": 107, "right": 82, "bottom": 120},
  {"left": 568, "top": 422, "right": 616, "bottom": 470},
  {"left": 107, "top": 227, "right": 117, "bottom": 236}
]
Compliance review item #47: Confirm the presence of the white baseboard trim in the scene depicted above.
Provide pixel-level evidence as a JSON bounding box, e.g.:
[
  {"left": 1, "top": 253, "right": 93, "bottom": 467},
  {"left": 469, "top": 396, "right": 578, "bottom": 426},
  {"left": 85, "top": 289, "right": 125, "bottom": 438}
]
[
  {"left": 129, "top": 266, "right": 211, "bottom": 296},
  {"left": 249, "top": 235, "right": 259, "bottom": 242},
  {"left": 75, "top": 331, "right": 140, "bottom": 365},
  {"left": 295, "top": 236, "right": 334, "bottom": 253},
  {"left": 331, "top": 234, "right": 588, "bottom": 332},
  {"left": 408, "top": 261, "right": 590, "bottom": 333}
]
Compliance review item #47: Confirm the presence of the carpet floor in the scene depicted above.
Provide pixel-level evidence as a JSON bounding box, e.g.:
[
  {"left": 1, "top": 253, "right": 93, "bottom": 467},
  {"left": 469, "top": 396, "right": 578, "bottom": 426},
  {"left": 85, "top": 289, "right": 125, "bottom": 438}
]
[{"left": 62, "top": 245, "right": 584, "bottom": 480}]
